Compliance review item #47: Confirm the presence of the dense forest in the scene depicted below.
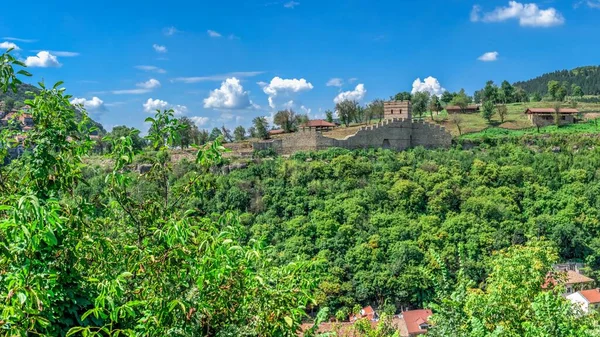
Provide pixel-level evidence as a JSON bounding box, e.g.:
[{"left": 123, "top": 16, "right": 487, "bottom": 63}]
[
  {"left": 514, "top": 66, "right": 600, "bottom": 96},
  {"left": 3, "top": 51, "right": 600, "bottom": 336}
]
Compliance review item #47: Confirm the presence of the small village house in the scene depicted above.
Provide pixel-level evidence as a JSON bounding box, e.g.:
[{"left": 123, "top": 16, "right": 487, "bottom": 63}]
[
  {"left": 268, "top": 129, "right": 285, "bottom": 136},
  {"left": 567, "top": 288, "right": 600, "bottom": 314},
  {"left": 350, "top": 306, "right": 379, "bottom": 322},
  {"left": 400, "top": 309, "right": 433, "bottom": 336},
  {"left": 543, "top": 263, "right": 594, "bottom": 295},
  {"left": 525, "top": 108, "right": 579, "bottom": 127}
]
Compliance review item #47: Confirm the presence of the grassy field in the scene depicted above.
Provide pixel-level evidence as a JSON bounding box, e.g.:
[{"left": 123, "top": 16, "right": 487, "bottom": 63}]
[
  {"left": 427, "top": 101, "right": 600, "bottom": 136},
  {"left": 459, "top": 119, "right": 600, "bottom": 140}
]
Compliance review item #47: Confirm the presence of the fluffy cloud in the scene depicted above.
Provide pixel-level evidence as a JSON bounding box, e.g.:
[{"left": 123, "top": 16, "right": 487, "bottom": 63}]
[
  {"left": 326, "top": 78, "right": 343, "bottom": 87},
  {"left": 334, "top": 84, "right": 366, "bottom": 104},
  {"left": 189, "top": 116, "right": 209, "bottom": 127},
  {"left": 207, "top": 30, "right": 222, "bottom": 38},
  {"left": 583, "top": 0, "right": 600, "bottom": 8},
  {"left": 0, "top": 41, "right": 20, "bottom": 50},
  {"left": 136, "top": 78, "right": 161, "bottom": 89},
  {"left": 284, "top": 1, "right": 300, "bottom": 8},
  {"left": 153, "top": 44, "right": 167, "bottom": 53},
  {"left": 204, "top": 77, "right": 253, "bottom": 110},
  {"left": 411, "top": 77, "right": 445, "bottom": 97},
  {"left": 70, "top": 97, "right": 106, "bottom": 113},
  {"left": 143, "top": 98, "right": 169, "bottom": 112},
  {"left": 24, "top": 51, "right": 61, "bottom": 68},
  {"left": 143, "top": 98, "right": 188, "bottom": 115},
  {"left": 478, "top": 51, "right": 499, "bottom": 62},
  {"left": 261, "top": 77, "right": 314, "bottom": 109},
  {"left": 470, "top": 1, "right": 564, "bottom": 27},
  {"left": 135, "top": 65, "right": 167, "bottom": 74}
]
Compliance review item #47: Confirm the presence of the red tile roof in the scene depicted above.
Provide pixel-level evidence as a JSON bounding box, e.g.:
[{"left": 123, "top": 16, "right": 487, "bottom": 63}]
[
  {"left": 268, "top": 129, "right": 285, "bottom": 135},
  {"left": 543, "top": 270, "right": 594, "bottom": 289},
  {"left": 402, "top": 309, "right": 432, "bottom": 335},
  {"left": 525, "top": 108, "right": 579, "bottom": 114},
  {"left": 301, "top": 119, "right": 336, "bottom": 128},
  {"left": 445, "top": 105, "right": 480, "bottom": 111},
  {"left": 580, "top": 289, "right": 600, "bottom": 304}
]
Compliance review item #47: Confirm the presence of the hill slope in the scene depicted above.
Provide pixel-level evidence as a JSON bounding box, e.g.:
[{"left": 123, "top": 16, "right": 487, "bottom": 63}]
[
  {"left": 0, "top": 83, "right": 106, "bottom": 134},
  {"left": 513, "top": 66, "right": 600, "bottom": 95}
]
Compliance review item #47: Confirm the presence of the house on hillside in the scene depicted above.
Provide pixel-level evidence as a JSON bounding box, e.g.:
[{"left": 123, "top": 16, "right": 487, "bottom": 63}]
[
  {"left": 543, "top": 263, "right": 594, "bottom": 295},
  {"left": 445, "top": 105, "right": 480, "bottom": 114},
  {"left": 400, "top": 309, "right": 433, "bottom": 336},
  {"left": 268, "top": 129, "right": 285, "bottom": 136},
  {"left": 525, "top": 108, "right": 579, "bottom": 127},
  {"left": 567, "top": 288, "right": 600, "bottom": 314},
  {"left": 350, "top": 306, "right": 379, "bottom": 322}
]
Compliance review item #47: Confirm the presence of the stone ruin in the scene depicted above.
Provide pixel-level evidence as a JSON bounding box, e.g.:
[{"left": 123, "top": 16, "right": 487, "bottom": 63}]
[{"left": 252, "top": 103, "right": 452, "bottom": 155}]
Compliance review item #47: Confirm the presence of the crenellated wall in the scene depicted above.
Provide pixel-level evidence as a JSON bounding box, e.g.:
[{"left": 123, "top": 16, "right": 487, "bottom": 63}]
[{"left": 252, "top": 118, "right": 452, "bottom": 155}]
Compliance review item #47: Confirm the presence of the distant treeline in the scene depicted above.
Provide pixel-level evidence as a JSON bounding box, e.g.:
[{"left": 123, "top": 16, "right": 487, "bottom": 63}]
[{"left": 514, "top": 66, "right": 600, "bottom": 96}]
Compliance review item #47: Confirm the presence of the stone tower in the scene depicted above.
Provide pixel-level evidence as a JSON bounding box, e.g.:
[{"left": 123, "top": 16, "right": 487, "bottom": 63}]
[{"left": 384, "top": 101, "right": 411, "bottom": 120}]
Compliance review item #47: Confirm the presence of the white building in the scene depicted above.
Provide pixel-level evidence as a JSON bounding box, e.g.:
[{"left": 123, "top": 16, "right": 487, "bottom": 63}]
[{"left": 567, "top": 288, "right": 600, "bottom": 314}]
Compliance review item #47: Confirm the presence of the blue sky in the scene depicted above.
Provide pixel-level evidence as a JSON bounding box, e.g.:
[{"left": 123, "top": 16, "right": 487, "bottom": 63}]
[{"left": 1, "top": 0, "right": 599, "bottom": 131}]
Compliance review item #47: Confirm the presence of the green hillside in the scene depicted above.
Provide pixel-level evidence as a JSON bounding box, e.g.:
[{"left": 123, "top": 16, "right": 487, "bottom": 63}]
[
  {"left": 0, "top": 83, "right": 106, "bottom": 134},
  {"left": 513, "top": 66, "right": 600, "bottom": 95}
]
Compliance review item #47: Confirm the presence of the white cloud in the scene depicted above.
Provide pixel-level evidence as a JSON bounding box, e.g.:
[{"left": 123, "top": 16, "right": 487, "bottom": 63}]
[
  {"left": 471, "top": 1, "right": 564, "bottom": 27},
  {"left": 261, "top": 77, "right": 314, "bottom": 109},
  {"left": 2, "top": 37, "right": 36, "bottom": 43},
  {"left": 207, "top": 30, "right": 222, "bottom": 38},
  {"left": 24, "top": 51, "right": 61, "bottom": 68},
  {"left": 348, "top": 77, "right": 358, "bottom": 84},
  {"left": 478, "top": 51, "right": 499, "bottom": 62},
  {"left": 300, "top": 105, "right": 311, "bottom": 115},
  {"left": 153, "top": 44, "right": 167, "bottom": 53},
  {"left": 584, "top": 0, "right": 600, "bottom": 8},
  {"left": 143, "top": 98, "right": 169, "bottom": 112},
  {"left": 136, "top": 78, "right": 161, "bottom": 89},
  {"left": 135, "top": 65, "right": 167, "bottom": 74},
  {"left": 334, "top": 84, "right": 367, "bottom": 104},
  {"left": 172, "top": 71, "right": 264, "bottom": 83},
  {"left": 204, "top": 77, "right": 253, "bottom": 110},
  {"left": 326, "top": 78, "right": 343, "bottom": 87},
  {"left": 71, "top": 97, "right": 106, "bottom": 113},
  {"left": 190, "top": 116, "right": 209, "bottom": 127},
  {"left": 411, "top": 76, "right": 445, "bottom": 97},
  {"left": 228, "top": 34, "right": 240, "bottom": 40},
  {"left": 31, "top": 50, "right": 78, "bottom": 57},
  {"left": 172, "top": 105, "right": 188, "bottom": 116},
  {"left": 0, "top": 41, "right": 20, "bottom": 50},
  {"left": 284, "top": 1, "right": 300, "bottom": 8},
  {"left": 163, "top": 26, "right": 180, "bottom": 36},
  {"left": 143, "top": 98, "right": 188, "bottom": 115}
]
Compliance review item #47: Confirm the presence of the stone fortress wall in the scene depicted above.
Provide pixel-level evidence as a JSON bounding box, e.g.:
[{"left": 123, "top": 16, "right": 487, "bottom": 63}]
[{"left": 253, "top": 115, "right": 452, "bottom": 155}]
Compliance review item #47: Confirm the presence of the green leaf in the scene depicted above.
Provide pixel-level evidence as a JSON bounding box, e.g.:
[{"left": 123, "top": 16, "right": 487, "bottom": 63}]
[
  {"left": 284, "top": 316, "right": 293, "bottom": 327},
  {"left": 43, "top": 229, "right": 58, "bottom": 246}
]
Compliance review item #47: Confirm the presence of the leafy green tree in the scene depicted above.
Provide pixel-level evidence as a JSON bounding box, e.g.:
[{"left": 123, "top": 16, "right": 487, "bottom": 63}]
[
  {"left": 234, "top": 125, "right": 246, "bottom": 141},
  {"left": 428, "top": 95, "right": 442, "bottom": 120},
  {"left": 109, "top": 125, "right": 146, "bottom": 151},
  {"left": 274, "top": 109, "right": 299, "bottom": 132},
  {"left": 501, "top": 80, "right": 514, "bottom": 103},
  {"left": 450, "top": 89, "right": 470, "bottom": 113},
  {"left": 532, "top": 92, "right": 543, "bottom": 102},
  {"left": 335, "top": 100, "right": 358, "bottom": 127},
  {"left": 3, "top": 97, "right": 15, "bottom": 111},
  {"left": 367, "top": 99, "right": 384, "bottom": 123},
  {"left": 441, "top": 91, "right": 454, "bottom": 105},
  {"left": 482, "top": 80, "right": 499, "bottom": 103},
  {"left": 573, "top": 85, "right": 584, "bottom": 98},
  {"left": 411, "top": 91, "right": 430, "bottom": 120},
  {"left": 177, "top": 116, "right": 195, "bottom": 148},
  {"left": 393, "top": 91, "right": 412, "bottom": 101},
  {"left": 548, "top": 80, "right": 560, "bottom": 101},
  {"left": 556, "top": 83, "right": 568, "bottom": 102},
  {"left": 252, "top": 116, "right": 270, "bottom": 139},
  {"left": 496, "top": 104, "right": 508, "bottom": 123},
  {"left": 325, "top": 110, "right": 334, "bottom": 123},
  {"left": 481, "top": 100, "right": 496, "bottom": 124},
  {"left": 209, "top": 127, "right": 223, "bottom": 141}
]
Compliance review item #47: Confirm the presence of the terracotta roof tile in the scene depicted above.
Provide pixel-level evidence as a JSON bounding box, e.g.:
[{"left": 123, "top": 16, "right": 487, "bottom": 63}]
[
  {"left": 402, "top": 309, "right": 432, "bottom": 335},
  {"left": 526, "top": 108, "right": 579, "bottom": 114},
  {"left": 580, "top": 289, "right": 600, "bottom": 304},
  {"left": 301, "top": 119, "right": 337, "bottom": 128}
]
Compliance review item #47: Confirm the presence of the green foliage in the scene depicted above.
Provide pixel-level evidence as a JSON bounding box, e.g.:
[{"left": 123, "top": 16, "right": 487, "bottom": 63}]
[
  {"left": 252, "top": 116, "right": 269, "bottom": 140},
  {"left": 481, "top": 100, "right": 496, "bottom": 124},
  {"left": 450, "top": 89, "right": 470, "bottom": 112},
  {"left": 411, "top": 91, "right": 430, "bottom": 119},
  {"left": 514, "top": 66, "right": 600, "bottom": 96},
  {"left": 335, "top": 100, "right": 358, "bottom": 127}
]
